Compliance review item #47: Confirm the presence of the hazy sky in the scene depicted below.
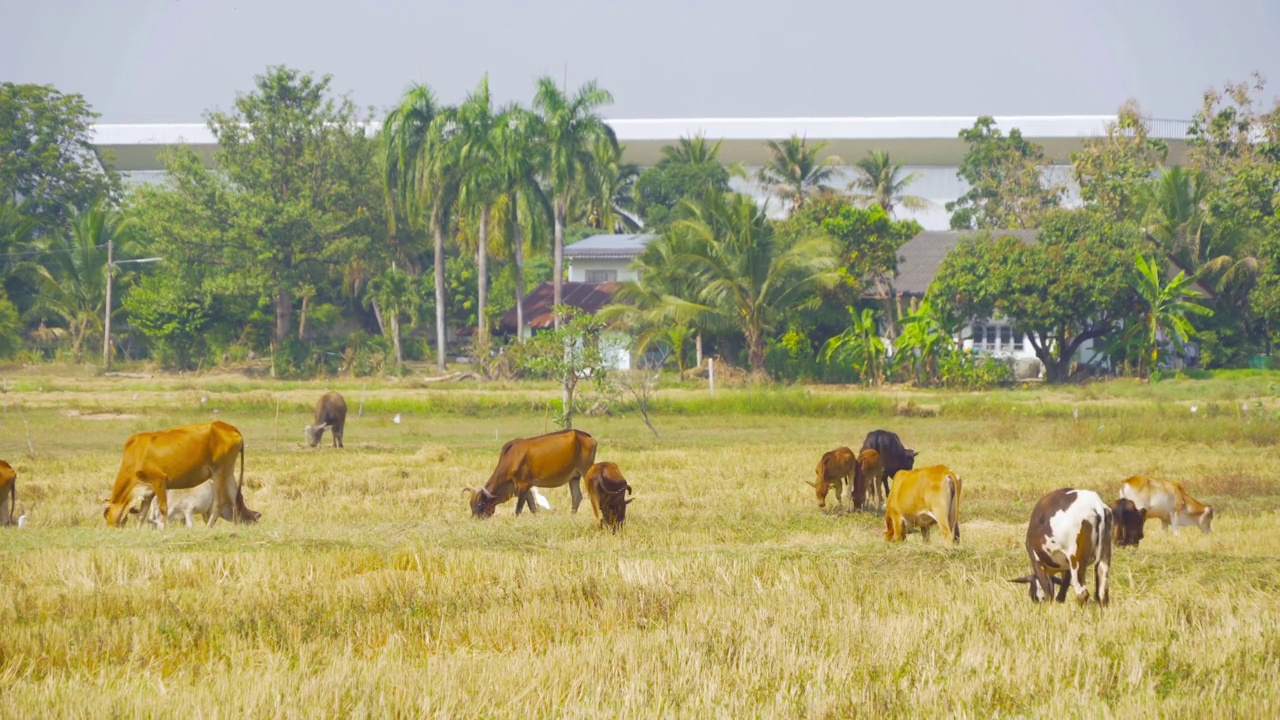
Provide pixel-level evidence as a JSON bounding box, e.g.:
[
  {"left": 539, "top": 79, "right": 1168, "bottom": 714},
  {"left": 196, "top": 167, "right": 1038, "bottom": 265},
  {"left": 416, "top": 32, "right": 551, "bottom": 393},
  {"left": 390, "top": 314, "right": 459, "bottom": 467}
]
[{"left": 3, "top": 0, "right": 1279, "bottom": 123}]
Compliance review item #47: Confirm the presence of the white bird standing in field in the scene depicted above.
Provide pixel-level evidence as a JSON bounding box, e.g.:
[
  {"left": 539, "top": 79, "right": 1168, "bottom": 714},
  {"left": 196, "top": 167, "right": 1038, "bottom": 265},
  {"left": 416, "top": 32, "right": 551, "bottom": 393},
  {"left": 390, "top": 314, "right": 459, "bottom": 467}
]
[
  {"left": 17, "top": 513, "right": 26, "bottom": 528},
  {"left": 393, "top": 413, "right": 402, "bottom": 424},
  {"left": 530, "top": 488, "right": 551, "bottom": 510}
]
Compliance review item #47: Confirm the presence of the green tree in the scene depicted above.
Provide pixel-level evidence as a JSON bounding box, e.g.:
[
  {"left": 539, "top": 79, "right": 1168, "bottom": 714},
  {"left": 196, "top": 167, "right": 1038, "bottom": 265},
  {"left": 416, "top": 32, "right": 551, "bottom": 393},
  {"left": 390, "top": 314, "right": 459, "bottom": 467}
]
[
  {"left": 492, "top": 107, "right": 552, "bottom": 341},
  {"left": 632, "top": 134, "right": 732, "bottom": 231},
  {"left": 0, "top": 83, "right": 120, "bottom": 235},
  {"left": 584, "top": 136, "right": 640, "bottom": 233},
  {"left": 893, "top": 299, "right": 953, "bottom": 386},
  {"left": 1129, "top": 252, "right": 1213, "bottom": 378},
  {"left": 947, "top": 117, "right": 1062, "bottom": 230},
  {"left": 122, "top": 272, "right": 212, "bottom": 370},
  {"left": 365, "top": 264, "right": 420, "bottom": 367},
  {"left": 533, "top": 77, "right": 617, "bottom": 328},
  {"left": 822, "top": 307, "right": 887, "bottom": 386},
  {"left": 209, "top": 67, "right": 377, "bottom": 349},
  {"left": 26, "top": 200, "right": 137, "bottom": 361},
  {"left": 756, "top": 135, "right": 841, "bottom": 213},
  {"left": 1071, "top": 100, "right": 1168, "bottom": 222},
  {"left": 518, "top": 306, "right": 611, "bottom": 429},
  {"left": 454, "top": 78, "right": 504, "bottom": 346},
  {"left": 848, "top": 150, "right": 929, "bottom": 217},
  {"left": 930, "top": 211, "right": 1139, "bottom": 382},
  {"left": 676, "top": 192, "right": 837, "bottom": 374},
  {"left": 0, "top": 288, "right": 20, "bottom": 359}
]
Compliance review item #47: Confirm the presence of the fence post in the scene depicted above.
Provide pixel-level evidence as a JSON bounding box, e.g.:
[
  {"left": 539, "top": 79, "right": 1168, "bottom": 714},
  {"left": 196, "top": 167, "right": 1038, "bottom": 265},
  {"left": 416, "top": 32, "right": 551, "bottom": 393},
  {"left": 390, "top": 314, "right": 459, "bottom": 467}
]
[{"left": 709, "top": 358, "right": 715, "bottom": 397}]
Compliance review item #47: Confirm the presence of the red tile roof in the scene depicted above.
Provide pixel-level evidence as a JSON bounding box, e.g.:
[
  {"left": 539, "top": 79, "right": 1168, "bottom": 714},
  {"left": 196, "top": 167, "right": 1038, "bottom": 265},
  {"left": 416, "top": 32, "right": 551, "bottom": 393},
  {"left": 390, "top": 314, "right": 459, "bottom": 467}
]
[{"left": 497, "top": 281, "right": 623, "bottom": 333}]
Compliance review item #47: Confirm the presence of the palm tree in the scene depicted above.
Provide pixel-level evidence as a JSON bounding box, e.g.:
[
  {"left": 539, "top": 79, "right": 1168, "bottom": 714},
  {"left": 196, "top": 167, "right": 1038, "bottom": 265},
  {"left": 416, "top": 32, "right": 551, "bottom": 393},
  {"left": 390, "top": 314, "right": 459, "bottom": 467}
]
[
  {"left": 585, "top": 137, "right": 639, "bottom": 233},
  {"left": 674, "top": 192, "right": 837, "bottom": 374},
  {"left": 492, "top": 107, "right": 551, "bottom": 341},
  {"left": 848, "top": 150, "right": 930, "bottom": 217},
  {"left": 1141, "top": 167, "right": 1259, "bottom": 299},
  {"left": 454, "top": 77, "right": 503, "bottom": 346},
  {"left": 364, "top": 264, "right": 418, "bottom": 367},
  {"left": 661, "top": 134, "right": 723, "bottom": 165},
  {"left": 756, "top": 135, "right": 841, "bottom": 213},
  {"left": 1130, "top": 252, "right": 1214, "bottom": 378},
  {"left": 383, "top": 84, "right": 458, "bottom": 372},
  {"left": 27, "top": 201, "right": 137, "bottom": 361},
  {"left": 532, "top": 76, "right": 617, "bottom": 328}
]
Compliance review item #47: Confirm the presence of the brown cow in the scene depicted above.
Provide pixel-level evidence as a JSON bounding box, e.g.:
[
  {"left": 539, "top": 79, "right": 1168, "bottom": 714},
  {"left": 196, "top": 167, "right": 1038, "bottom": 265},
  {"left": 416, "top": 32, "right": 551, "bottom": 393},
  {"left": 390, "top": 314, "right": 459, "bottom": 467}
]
[
  {"left": 859, "top": 430, "right": 917, "bottom": 497},
  {"left": 1013, "top": 488, "right": 1112, "bottom": 604},
  {"left": 0, "top": 460, "right": 15, "bottom": 527},
  {"left": 463, "top": 429, "right": 598, "bottom": 518},
  {"left": 584, "top": 462, "right": 633, "bottom": 532},
  {"left": 884, "top": 465, "right": 961, "bottom": 545},
  {"left": 808, "top": 447, "right": 855, "bottom": 509},
  {"left": 1110, "top": 498, "right": 1146, "bottom": 547},
  {"left": 305, "top": 391, "right": 347, "bottom": 448},
  {"left": 102, "top": 421, "right": 245, "bottom": 528},
  {"left": 852, "top": 448, "right": 886, "bottom": 511}
]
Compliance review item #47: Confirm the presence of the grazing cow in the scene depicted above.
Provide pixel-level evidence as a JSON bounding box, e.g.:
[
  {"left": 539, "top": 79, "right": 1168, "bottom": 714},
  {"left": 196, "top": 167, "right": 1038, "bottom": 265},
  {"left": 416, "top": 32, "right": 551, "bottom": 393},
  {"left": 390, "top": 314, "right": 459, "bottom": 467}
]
[
  {"left": 305, "top": 391, "right": 348, "bottom": 448},
  {"left": 1013, "top": 488, "right": 1112, "bottom": 604},
  {"left": 1110, "top": 498, "right": 1146, "bottom": 547},
  {"left": 0, "top": 460, "right": 14, "bottom": 527},
  {"left": 1120, "top": 476, "right": 1213, "bottom": 534},
  {"left": 808, "top": 447, "right": 855, "bottom": 509},
  {"left": 102, "top": 421, "right": 245, "bottom": 528},
  {"left": 132, "top": 481, "right": 262, "bottom": 528},
  {"left": 584, "top": 462, "right": 633, "bottom": 532},
  {"left": 852, "top": 448, "right": 886, "bottom": 510},
  {"left": 859, "top": 430, "right": 917, "bottom": 497},
  {"left": 884, "top": 465, "right": 961, "bottom": 545},
  {"left": 463, "top": 429, "right": 598, "bottom": 518}
]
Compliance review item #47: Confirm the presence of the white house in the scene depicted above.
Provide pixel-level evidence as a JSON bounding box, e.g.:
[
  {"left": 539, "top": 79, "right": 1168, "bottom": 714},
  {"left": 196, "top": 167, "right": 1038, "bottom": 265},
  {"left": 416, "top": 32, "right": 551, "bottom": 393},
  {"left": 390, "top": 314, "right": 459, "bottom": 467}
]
[{"left": 564, "top": 233, "right": 657, "bottom": 283}]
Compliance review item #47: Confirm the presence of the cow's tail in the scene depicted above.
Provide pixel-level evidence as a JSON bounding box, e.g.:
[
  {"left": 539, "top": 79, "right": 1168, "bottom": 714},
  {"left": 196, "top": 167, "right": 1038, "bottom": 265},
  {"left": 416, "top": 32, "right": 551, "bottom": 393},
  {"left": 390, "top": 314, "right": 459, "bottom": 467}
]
[
  {"left": 947, "top": 474, "right": 961, "bottom": 544},
  {"left": 7, "top": 476, "right": 14, "bottom": 526},
  {"left": 234, "top": 438, "right": 245, "bottom": 524},
  {"left": 852, "top": 456, "right": 864, "bottom": 510}
]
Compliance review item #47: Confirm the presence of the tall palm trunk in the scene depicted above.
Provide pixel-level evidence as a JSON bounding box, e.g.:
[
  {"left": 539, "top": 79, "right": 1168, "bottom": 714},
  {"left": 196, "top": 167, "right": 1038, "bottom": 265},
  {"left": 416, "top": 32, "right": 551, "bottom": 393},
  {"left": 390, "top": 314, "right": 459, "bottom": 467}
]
[
  {"left": 553, "top": 198, "right": 566, "bottom": 329},
  {"left": 391, "top": 311, "right": 403, "bottom": 367},
  {"left": 512, "top": 200, "right": 527, "bottom": 342},
  {"left": 432, "top": 208, "right": 447, "bottom": 372},
  {"left": 274, "top": 288, "right": 292, "bottom": 346},
  {"left": 477, "top": 205, "right": 490, "bottom": 345}
]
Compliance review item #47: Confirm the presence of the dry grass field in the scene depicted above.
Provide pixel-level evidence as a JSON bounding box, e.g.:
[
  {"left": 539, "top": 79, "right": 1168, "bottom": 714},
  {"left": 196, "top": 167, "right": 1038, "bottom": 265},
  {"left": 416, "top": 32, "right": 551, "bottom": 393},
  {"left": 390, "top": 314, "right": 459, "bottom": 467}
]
[{"left": 3, "top": 368, "right": 1280, "bottom": 718}]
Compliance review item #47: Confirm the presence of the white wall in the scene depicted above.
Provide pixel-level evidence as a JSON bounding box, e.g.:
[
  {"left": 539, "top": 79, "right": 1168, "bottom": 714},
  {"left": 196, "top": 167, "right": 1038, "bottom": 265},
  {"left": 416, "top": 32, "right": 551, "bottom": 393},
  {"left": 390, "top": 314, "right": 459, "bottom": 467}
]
[{"left": 567, "top": 258, "right": 641, "bottom": 283}]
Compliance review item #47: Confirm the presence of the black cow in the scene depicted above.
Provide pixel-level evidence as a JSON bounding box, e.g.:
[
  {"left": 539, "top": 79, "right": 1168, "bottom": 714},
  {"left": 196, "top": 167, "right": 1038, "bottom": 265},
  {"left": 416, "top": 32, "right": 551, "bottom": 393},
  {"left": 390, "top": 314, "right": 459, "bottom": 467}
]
[
  {"left": 1110, "top": 497, "right": 1146, "bottom": 547},
  {"left": 305, "top": 391, "right": 348, "bottom": 448},
  {"left": 859, "top": 430, "right": 917, "bottom": 498}
]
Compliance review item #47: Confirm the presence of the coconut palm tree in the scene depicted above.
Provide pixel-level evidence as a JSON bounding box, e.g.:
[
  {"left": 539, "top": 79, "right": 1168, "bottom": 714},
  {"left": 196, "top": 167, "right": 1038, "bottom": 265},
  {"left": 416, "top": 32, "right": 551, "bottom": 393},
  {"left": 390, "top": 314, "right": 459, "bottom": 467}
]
[
  {"left": 756, "top": 135, "right": 841, "bottom": 213},
  {"left": 382, "top": 84, "right": 458, "bottom": 372},
  {"left": 532, "top": 76, "right": 617, "bottom": 328},
  {"left": 674, "top": 192, "right": 838, "bottom": 374},
  {"left": 26, "top": 200, "right": 137, "bottom": 361},
  {"left": 848, "top": 150, "right": 930, "bottom": 217},
  {"left": 454, "top": 77, "right": 503, "bottom": 346},
  {"left": 585, "top": 137, "right": 640, "bottom": 233},
  {"left": 661, "top": 134, "right": 722, "bottom": 165},
  {"left": 492, "top": 107, "right": 551, "bottom": 341}
]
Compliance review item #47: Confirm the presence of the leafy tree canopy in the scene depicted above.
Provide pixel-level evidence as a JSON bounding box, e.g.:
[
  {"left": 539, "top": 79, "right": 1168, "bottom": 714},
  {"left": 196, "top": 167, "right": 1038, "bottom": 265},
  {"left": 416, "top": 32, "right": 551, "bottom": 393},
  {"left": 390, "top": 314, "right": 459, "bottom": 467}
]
[{"left": 947, "top": 116, "right": 1061, "bottom": 230}]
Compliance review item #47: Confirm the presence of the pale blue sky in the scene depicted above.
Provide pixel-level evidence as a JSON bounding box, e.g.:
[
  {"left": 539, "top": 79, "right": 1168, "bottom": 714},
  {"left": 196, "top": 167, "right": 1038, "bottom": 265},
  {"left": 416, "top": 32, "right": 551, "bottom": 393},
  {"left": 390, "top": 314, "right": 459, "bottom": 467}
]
[{"left": 2, "top": 0, "right": 1278, "bottom": 122}]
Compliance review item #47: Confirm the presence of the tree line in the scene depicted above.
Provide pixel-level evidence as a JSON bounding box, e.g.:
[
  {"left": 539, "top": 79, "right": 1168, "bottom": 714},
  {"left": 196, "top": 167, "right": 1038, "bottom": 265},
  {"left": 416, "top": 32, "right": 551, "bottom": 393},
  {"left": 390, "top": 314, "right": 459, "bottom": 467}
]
[{"left": 1, "top": 70, "right": 1277, "bottom": 384}]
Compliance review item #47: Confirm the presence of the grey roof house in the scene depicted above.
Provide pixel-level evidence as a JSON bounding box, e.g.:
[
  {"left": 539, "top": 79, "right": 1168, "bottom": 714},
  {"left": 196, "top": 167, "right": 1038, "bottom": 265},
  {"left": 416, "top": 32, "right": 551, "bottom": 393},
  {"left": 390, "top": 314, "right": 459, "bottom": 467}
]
[{"left": 565, "top": 233, "right": 657, "bottom": 283}]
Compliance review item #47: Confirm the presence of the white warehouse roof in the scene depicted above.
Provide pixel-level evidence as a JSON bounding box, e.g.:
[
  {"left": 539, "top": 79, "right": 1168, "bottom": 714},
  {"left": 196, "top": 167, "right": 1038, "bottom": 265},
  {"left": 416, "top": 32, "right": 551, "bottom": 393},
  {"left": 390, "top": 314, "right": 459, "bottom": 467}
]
[{"left": 90, "top": 115, "right": 1193, "bottom": 172}]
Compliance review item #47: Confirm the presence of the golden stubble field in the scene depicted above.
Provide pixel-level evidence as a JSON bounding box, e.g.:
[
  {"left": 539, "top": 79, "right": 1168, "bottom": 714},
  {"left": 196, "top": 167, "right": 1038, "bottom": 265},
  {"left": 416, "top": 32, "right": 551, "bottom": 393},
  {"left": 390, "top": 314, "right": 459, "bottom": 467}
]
[{"left": 2, "top": 371, "right": 1280, "bottom": 718}]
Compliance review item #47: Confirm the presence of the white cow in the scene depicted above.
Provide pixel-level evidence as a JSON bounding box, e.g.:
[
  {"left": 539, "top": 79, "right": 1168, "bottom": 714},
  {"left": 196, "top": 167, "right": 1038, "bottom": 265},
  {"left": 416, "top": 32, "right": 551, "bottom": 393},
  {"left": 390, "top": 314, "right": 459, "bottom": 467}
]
[
  {"left": 133, "top": 482, "right": 261, "bottom": 527},
  {"left": 1014, "top": 488, "right": 1113, "bottom": 604},
  {"left": 1120, "top": 476, "right": 1213, "bottom": 534}
]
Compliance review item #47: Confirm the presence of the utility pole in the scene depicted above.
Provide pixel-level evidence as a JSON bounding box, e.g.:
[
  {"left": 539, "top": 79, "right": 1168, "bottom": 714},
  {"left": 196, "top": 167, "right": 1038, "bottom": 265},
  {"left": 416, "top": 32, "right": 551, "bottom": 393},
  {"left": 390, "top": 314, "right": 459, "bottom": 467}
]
[{"left": 103, "top": 238, "right": 113, "bottom": 367}]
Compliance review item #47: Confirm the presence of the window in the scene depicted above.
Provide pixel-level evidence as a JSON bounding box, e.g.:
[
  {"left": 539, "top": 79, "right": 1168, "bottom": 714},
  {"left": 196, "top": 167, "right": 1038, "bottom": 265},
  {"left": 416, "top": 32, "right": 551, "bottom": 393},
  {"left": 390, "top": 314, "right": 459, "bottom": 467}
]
[
  {"left": 985, "top": 326, "right": 997, "bottom": 349},
  {"left": 999, "top": 326, "right": 1012, "bottom": 349},
  {"left": 586, "top": 270, "right": 617, "bottom": 283},
  {"left": 1013, "top": 332, "right": 1024, "bottom": 351}
]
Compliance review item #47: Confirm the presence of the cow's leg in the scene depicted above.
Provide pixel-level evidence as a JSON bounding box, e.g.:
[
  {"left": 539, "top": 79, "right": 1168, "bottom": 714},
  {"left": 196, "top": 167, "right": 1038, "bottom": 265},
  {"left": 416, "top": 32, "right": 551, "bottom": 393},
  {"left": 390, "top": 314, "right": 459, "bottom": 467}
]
[
  {"left": 1161, "top": 517, "right": 1172, "bottom": 533},
  {"left": 515, "top": 489, "right": 527, "bottom": 515},
  {"left": 1053, "top": 570, "right": 1070, "bottom": 602},
  {"left": 152, "top": 483, "right": 169, "bottom": 530},
  {"left": 920, "top": 524, "right": 930, "bottom": 543},
  {"left": 1066, "top": 562, "right": 1090, "bottom": 603},
  {"left": 1094, "top": 558, "right": 1110, "bottom": 606},
  {"left": 1030, "top": 562, "right": 1053, "bottom": 603},
  {"left": 522, "top": 489, "right": 538, "bottom": 514},
  {"left": 208, "top": 466, "right": 236, "bottom": 528},
  {"left": 183, "top": 508, "right": 195, "bottom": 528},
  {"left": 334, "top": 427, "right": 343, "bottom": 448},
  {"left": 833, "top": 478, "right": 844, "bottom": 508},
  {"left": 570, "top": 475, "right": 583, "bottom": 514}
]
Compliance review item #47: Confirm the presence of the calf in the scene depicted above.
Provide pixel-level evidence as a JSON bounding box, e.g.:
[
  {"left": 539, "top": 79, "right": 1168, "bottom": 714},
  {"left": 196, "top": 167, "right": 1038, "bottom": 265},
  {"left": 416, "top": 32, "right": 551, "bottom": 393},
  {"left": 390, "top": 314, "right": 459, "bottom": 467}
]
[
  {"left": 884, "top": 465, "right": 961, "bottom": 545},
  {"left": 132, "top": 482, "right": 262, "bottom": 528},
  {"left": 808, "top": 447, "right": 855, "bottom": 509},
  {"left": 305, "top": 391, "right": 348, "bottom": 448},
  {"left": 852, "top": 448, "right": 886, "bottom": 510},
  {"left": 0, "top": 460, "right": 15, "bottom": 527},
  {"left": 1014, "top": 488, "right": 1112, "bottom": 605},
  {"left": 1110, "top": 498, "right": 1146, "bottom": 547},
  {"left": 584, "top": 462, "right": 633, "bottom": 532},
  {"left": 1120, "top": 476, "right": 1213, "bottom": 534}
]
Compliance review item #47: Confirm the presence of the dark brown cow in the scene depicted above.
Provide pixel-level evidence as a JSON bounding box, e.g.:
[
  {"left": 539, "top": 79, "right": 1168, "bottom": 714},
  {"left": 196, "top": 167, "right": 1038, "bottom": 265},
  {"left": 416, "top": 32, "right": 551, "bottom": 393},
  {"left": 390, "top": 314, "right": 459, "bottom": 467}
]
[
  {"left": 859, "top": 430, "right": 916, "bottom": 497},
  {"left": 1110, "top": 498, "right": 1146, "bottom": 547},
  {"left": 463, "top": 429, "right": 598, "bottom": 518},
  {"left": 852, "top": 448, "right": 886, "bottom": 511},
  {"left": 584, "top": 462, "right": 633, "bottom": 532},
  {"left": 305, "top": 391, "right": 348, "bottom": 448},
  {"left": 0, "top": 459, "right": 15, "bottom": 527},
  {"left": 1013, "top": 488, "right": 1112, "bottom": 605}
]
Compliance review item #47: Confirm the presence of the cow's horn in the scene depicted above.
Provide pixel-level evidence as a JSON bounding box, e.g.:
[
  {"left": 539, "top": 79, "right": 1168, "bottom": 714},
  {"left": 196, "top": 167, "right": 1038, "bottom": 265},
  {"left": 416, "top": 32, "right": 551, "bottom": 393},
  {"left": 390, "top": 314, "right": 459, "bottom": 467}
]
[
  {"left": 625, "top": 498, "right": 635, "bottom": 505},
  {"left": 461, "top": 487, "right": 476, "bottom": 498},
  {"left": 802, "top": 480, "right": 817, "bottom": 488},
  {"left": 480, "top": 487, "right": 495, "bottom": 499},
  {"left": 1008, "top": 576, "right": 1034, "bottom": 584}
]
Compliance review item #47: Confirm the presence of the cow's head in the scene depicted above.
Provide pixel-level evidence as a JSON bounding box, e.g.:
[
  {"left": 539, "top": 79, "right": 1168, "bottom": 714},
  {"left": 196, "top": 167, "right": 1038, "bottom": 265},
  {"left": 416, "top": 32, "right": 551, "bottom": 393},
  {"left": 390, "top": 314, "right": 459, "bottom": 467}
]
[
  {"left": 806, "top": 471, "right": 831, "bottom": 509},
  {"left": 304, "top": 423, "right": 327, "bottom": 448},
  {"left": 102, "top": 497, "right": 131, "bottom": 528},
  {"left": 600, "top": 482, "right": 633, "bottom": 532},
  {"left": 463, "top": 486, "right": 500, "bottom": 518},
  {"left": 903, "top": 448, "right": 918, "bottom": 471},
  {"left": 1111, "top": 499, "right": 1146, "bottom": 547}
]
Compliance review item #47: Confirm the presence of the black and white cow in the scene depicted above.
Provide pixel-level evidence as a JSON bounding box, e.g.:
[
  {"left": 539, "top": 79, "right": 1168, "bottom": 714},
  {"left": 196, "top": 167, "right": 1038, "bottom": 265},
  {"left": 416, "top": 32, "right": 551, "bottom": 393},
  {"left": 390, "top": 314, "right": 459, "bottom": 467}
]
[{"left": 1013, "top": 488, "right": 1113, "bottom": 605}]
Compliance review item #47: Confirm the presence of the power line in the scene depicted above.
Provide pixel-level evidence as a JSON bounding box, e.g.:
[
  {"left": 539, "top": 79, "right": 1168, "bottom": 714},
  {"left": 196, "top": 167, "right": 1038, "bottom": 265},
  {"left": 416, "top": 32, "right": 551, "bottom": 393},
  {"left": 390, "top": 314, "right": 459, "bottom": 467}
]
[{"left": 0, "top": 242, "right": 110, "bottom": 261}]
